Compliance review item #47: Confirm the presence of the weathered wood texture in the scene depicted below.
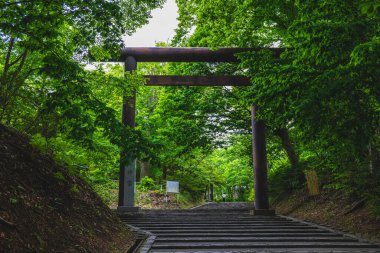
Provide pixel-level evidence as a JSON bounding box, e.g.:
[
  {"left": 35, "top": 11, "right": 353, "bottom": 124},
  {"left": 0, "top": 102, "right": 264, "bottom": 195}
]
[
  {"left": 118, "top": 56, "right": 137, "bottom": 208},
  {"left": 251, "top": 106, "right": 270, "bottom": 210},
  {"left": 121, "top": 47, "right": 283, "bottom": 62},
  {"left": 144, "top": 75, "right": 251, "bottom": 86}
]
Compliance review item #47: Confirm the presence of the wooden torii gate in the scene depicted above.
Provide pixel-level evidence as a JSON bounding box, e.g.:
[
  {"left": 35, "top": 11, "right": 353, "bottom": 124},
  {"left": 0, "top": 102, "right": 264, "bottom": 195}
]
[{"left": 118, "top": 47, "right": 281, "bottom": 215}]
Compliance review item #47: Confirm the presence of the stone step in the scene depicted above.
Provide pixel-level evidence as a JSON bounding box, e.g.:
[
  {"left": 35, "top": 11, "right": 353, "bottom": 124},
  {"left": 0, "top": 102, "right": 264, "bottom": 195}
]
[
  {"left": 121, "top": 217, "right": 288, "bottom": 221},
  {"left": 149, "top": 248, "right": 380, "bottom": 253},
  {"left": 137, "top": 226, "right": 317, "bottom": 231},
  {"left": 142, "top": 209, "right": 252, "bottom": 213},
  {"left": 151, "top": 241, "right": 379, "bottom": 249},
  {"left": 147, "top": 228, "right": 328, "bottom": 233},
  {"left": 124, "top": 221, "right": 304, "bottom": 225},
  {"left": 147, "top": 232, "right": 342, "bottom": 237},
  {"left": 192, "top": 202, "right": 255, "bottom": 209},
  {"left": 154, "top": 236, "right": 357, "bottom": 242}
]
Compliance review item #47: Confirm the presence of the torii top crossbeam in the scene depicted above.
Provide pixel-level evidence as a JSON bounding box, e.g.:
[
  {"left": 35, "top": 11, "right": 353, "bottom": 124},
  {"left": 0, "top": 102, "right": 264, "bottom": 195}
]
[
  {"left": 121, "top": 47, "right": 283, "bottom": 62},
  {"left": 120, "top": 47, "right": 283, "bottom": 86}
]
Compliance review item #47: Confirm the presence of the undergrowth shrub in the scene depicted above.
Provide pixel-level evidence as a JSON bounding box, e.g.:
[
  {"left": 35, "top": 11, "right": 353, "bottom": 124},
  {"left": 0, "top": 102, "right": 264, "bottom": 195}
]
[
  {"left": 92, "top": 181, "right": 118, "bottom": 205},
  {"left": 137, "top": 176, "right": 157, "bottom": 191},
  {"left": 268, "top": 162, "right": 306, "bottom": 201}
]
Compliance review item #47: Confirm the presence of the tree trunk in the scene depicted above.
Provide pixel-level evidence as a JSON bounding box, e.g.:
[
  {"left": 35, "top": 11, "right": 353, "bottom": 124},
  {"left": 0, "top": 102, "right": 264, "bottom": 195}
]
[
  {"left": 139, "top": 160, "right": 150, "bottom": 179},
  {"left": 275, "top": 128, "right": 299, "bottom": 169},
  {"left": 368, "top": 143, "right": 373, "bottom": 174},
  {"left": 210, "top": 184, "right": 214, "bottom": 201}
]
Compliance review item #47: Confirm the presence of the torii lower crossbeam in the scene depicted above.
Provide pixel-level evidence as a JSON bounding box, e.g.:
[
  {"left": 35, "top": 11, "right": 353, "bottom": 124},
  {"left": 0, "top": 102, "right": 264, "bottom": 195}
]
[{"left": 145, "top": 75, "right": 251, "bottom": 86}]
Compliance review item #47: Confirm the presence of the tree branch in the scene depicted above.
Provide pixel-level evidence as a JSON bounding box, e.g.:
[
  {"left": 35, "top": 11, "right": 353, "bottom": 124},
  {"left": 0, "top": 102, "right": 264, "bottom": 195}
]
[
  {"left": 274, "top": 127, "right": 299, "bottom": 169},
  {"left": 3, "top": 37, "right": 15, "bottom": 75},
  {"left": 9, "top": 50, "right": 28, "bottom": 88},
  {"left": 8, "top": 67, "right": 40, "bottom": 100},
  {"left": 0, "top": 216, "right": 16, "bottom": 228},
  {"left": 7, "top": 49, "right": 28, "bottom": 70}
]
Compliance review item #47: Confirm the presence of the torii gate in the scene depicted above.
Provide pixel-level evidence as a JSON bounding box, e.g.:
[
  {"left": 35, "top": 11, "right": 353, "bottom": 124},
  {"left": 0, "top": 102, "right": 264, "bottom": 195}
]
[{"left": 117, "top": 47, "right": 282, "bottom": 215}]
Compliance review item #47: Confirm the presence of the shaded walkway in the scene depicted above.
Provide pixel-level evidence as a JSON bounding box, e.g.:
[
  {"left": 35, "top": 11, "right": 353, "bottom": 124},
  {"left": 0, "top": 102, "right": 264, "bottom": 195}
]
[{"left": 121, "top": 203, "right": 380, "bottom": 252}]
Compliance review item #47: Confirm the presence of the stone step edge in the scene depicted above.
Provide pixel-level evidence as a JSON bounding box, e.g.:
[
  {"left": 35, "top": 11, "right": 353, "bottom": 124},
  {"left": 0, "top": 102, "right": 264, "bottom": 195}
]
[
  {"left": 151, "top": 242, "right": 380, "bottom": 250},
  {"left": 123, "top": 224, "right": 156, "bottom": 253},
  {"left": 277, "top": 214, "right": 380, "bottom": 246}
]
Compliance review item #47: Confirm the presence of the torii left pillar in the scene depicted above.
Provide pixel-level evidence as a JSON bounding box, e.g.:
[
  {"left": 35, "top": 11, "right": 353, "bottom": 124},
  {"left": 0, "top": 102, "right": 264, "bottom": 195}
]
[
  {"left": 117, "top": 56, "right": 140, "bottom": 213},
  {"left": 251, "top": 105, "right": 275, "bottom": 216}
]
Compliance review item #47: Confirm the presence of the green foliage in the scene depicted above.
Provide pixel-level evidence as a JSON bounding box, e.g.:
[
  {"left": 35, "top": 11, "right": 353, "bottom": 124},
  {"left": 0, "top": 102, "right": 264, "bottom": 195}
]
[
  {"left": 1, "top": 0, "right": 379, "bottom": 213},
  {"left": 52, "top": 172, "right": 65, "bottom": 182},
  {"left": 0, "top": 0, "right": 165, "bottom": 206},
  {"left": 92, "top": 181, "right": 118, "bottom": 205},
  {"left": 195, "top": 135, "right": 254, "bottom": 202},
  {"left": 268, "top": 162, "right": 305, "bottom": 199},
  {"left": 9, "top": 198, "right": 18, "bottom": 204},
  {"left": 0, "top": 0, "right": 164, "bottom": 122},
  {"left": 70, "top": 184, "right": 80, "bottom": 194},
  {"left": 177, "top": 191, "right": 204, "bottom": 209},
  {"left": 173, "top": 0, "right": 379, "bottom": 209},
  {"left": 137, "top": 176, "right": 157, "bottom": 191}
]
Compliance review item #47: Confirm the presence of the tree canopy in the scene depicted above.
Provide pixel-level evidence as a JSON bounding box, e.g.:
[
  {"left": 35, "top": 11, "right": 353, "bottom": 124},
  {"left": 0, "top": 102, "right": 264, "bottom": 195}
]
[
  {"left": 166, "top": 0, "right": 380, "bottom": 206},
  {"left": 1, "top": 0, "right": 379, "bottom": 211}
]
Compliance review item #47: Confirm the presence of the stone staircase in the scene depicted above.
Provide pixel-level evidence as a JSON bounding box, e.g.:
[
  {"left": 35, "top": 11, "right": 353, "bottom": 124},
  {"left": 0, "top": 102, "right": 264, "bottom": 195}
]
[
  {"left": 120, "top": 203, "right": 380, "bottom": 252},
  {"left": 191, "top": 201, "right": 254, "bottom": 210}
]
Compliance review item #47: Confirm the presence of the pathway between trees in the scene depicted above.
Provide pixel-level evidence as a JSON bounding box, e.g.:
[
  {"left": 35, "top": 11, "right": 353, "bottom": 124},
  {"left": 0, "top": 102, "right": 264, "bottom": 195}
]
[{"left": 121, "top": 203, "right": 380, "bottom": 252}]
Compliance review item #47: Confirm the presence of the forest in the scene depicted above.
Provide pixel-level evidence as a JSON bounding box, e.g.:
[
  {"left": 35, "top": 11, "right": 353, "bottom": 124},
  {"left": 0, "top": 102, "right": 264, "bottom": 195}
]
[{"left": 1, "top": 0, "right": 379, "bottom": 214}]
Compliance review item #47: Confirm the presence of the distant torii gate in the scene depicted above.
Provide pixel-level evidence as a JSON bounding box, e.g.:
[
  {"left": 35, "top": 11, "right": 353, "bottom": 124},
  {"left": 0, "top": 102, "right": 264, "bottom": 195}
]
[{"left": 118, "top": 47, "right": 282, "bottom": 215}]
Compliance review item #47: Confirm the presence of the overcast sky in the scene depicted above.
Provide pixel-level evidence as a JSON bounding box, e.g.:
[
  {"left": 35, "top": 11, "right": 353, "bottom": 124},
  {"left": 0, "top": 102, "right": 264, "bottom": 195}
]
[{"left": 123, "top": 0, "right": 179, "bottom": 47}]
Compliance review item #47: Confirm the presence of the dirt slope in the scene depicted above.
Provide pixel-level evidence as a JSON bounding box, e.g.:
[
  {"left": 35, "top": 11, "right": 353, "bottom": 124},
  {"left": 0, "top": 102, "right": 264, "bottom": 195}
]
[
  {"left": 273, "top": 189, "right": 380, "bottom": 244},
  {"left": 0, "top": 124, "right": 136, "bottom": 252}
]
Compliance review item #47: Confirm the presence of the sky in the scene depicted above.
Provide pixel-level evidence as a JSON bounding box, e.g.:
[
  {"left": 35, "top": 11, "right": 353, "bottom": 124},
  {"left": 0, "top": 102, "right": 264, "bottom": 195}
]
[{"left": 123, "top": 0, "right": 179, "bottom": 47}]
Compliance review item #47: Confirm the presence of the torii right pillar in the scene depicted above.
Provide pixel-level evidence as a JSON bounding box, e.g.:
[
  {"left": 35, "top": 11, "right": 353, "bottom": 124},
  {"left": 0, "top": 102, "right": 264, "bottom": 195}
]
[{"left": 251, "top": 105, "right": 275, "bottom": 215}]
